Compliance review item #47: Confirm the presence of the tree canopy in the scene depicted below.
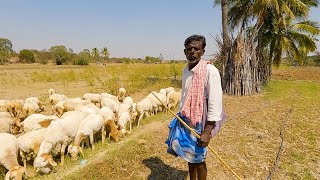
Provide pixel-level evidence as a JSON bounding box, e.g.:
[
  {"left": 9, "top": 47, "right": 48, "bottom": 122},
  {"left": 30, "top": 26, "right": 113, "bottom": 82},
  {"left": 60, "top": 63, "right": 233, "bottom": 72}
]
[
  {"left": 19, "top": 49, "right": 35, "bottom": 63},
  {"left": 0, "top": 38, "right": 13, "bottom": 53}
]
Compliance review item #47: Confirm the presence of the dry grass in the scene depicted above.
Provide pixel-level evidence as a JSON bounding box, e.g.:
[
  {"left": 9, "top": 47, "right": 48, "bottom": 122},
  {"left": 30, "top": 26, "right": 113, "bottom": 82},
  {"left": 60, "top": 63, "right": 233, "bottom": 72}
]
[{"left": 0, "top": 64, "right": 319, "bottom": 179}]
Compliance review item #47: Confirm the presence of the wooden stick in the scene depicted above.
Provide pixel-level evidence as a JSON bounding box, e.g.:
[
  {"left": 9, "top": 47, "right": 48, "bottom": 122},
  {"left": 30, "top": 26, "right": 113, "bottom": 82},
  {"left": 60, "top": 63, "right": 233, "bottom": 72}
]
[{"left": 151, "top": 92, "right": 242, "bottom": 180}]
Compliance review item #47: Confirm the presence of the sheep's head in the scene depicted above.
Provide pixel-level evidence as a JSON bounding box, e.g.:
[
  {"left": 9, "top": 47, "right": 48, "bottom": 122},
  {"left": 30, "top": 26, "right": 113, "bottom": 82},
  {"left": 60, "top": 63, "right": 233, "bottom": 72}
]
[
  {"left": 56, "top": 107, "right": 65, "bottom": 117},
  {"left": 10, "top": 118, "right": 23, "bottom": 134},
  {"left": 67, "top": 144, "right": 83, "bottom": 161},
  {"left": 5, "top": 166, "right": 25, "bottom": 180},
  {"left": 106, "top": 120, "right": 120, "bottom": 142},
  {"left": 34, "top": 154, "right": 57, "bottom": 174}
]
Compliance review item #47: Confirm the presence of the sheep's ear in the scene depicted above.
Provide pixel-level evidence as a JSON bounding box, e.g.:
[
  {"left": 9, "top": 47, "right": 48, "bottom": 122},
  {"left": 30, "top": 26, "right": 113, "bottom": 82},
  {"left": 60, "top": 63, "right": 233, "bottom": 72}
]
[
  {"left": 47, "top": 157, "right": 57, "bottom": 167},
  {"left": 4, "top": 171, "right": 11, "bottom": 180},
  {"left": 38, "top": 119, "right": 54, "bottom": 128}
]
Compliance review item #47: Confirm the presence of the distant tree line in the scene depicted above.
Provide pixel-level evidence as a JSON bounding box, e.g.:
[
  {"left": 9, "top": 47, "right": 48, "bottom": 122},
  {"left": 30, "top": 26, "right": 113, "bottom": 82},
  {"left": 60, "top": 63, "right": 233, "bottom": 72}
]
[{"left": 0, "top": 38, "right": 180, "bottom": 65}]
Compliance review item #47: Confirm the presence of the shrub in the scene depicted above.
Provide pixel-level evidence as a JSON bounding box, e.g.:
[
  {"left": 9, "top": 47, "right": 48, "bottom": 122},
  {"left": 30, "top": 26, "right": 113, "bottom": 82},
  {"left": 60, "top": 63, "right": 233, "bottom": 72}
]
[
  {"left": 51, "top": 46, "right": 69, "bottom": 65},
  {"left": 19, "top": 49, "right": 35, "bottom": 63},
  {"left": 0, "top": 51, "right": 10, "bottom": 64},
  {"left": 74, "top": 51, "right": 90, "bottom": 65}
]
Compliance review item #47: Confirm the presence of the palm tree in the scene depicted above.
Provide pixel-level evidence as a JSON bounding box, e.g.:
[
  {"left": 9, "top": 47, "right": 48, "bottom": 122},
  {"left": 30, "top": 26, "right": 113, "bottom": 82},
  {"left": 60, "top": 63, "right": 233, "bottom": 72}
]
[
  {"left": 214, "top": 0, "right": 319, "bottom": 95},
  {"left": 91, "top": 48, "right": 99, "bottom": 58},
  {"left": 101, "top": 47, "right": 110, "bottom": 60}
]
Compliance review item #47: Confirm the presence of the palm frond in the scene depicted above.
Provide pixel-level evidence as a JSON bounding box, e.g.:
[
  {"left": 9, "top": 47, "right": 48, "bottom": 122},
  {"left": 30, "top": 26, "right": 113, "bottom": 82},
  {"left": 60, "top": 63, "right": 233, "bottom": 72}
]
[{"left": 291, "top": 20, "right": 320, "bottom": 35}]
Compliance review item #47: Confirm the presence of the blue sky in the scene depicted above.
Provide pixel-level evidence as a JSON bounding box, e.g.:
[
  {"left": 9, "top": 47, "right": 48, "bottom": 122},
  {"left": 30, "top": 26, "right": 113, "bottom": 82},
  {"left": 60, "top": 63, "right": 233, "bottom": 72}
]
[{"left": 1, "top": 0, "right": 319, "bottom": 59}]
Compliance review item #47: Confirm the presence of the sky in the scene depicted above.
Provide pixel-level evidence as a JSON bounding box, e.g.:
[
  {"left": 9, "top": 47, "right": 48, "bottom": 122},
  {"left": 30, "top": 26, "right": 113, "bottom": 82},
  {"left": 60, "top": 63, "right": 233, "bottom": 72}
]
[{"left": 1, "top": 0, "right": 319, "bottom": 60}]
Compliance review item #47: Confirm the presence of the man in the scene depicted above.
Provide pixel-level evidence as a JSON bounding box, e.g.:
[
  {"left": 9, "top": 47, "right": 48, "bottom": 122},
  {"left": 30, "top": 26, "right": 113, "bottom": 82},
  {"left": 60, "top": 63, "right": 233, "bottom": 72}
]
[{"left": 166, "top": 34, "right": 224, "bottom": 180}]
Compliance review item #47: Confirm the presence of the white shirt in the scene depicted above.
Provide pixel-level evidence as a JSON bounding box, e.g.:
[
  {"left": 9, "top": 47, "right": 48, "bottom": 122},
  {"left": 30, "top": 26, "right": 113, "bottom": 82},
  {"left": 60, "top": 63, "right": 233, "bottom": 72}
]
[{"left": 179, "top": 60, "right": 223, "bottom": 122}]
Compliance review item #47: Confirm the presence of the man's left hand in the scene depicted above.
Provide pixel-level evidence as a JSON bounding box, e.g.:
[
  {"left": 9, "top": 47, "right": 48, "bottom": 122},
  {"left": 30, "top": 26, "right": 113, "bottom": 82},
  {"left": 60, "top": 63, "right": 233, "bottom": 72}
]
[
  {"left": 197, "top": 121, "right": 215, "bottom": 148},
  {"left": 197, "top": 132, "right": 211, "bottom": 147}
]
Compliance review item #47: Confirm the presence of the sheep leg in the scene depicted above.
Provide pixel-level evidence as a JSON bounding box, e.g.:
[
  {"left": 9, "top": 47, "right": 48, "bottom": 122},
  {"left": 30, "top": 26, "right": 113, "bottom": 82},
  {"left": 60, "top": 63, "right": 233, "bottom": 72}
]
[
  {"left": 90, "top": 133, "right": 95, "bottom": 150},
  {"left": 85, "top": 138, "right": 90, "bottom": 148},
  {"left": 60, "top": 144, "right": 67, "bottom": 165},
  {"left": 101, "top": 125, "right": 106, "bottom": 144},
  {"left": 137, "top": 112, "right": 144, "bottom": 127},
  {"left": 20, "top": 150, "right": 29, "bottom": 176}
]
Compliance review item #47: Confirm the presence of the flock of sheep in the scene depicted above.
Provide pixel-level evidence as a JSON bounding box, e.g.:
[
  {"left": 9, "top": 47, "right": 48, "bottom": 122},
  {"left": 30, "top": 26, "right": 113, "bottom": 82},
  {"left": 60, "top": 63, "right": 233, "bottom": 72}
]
[{"left": 0, "top": 87, "right": 181, "bottom": 179}]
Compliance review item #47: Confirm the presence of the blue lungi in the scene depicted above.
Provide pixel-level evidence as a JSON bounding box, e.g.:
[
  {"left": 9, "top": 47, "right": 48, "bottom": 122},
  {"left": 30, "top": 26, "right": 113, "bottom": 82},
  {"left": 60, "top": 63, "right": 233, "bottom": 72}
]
[{"left": 165, "top": 113, "right": 207, "bottom": 163}]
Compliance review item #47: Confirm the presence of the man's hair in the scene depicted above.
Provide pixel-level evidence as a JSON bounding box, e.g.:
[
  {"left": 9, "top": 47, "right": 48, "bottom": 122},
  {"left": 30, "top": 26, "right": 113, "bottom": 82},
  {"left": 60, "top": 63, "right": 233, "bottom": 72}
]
[{"left": 184, "top": 34, "right": 206, "bottom": 49}]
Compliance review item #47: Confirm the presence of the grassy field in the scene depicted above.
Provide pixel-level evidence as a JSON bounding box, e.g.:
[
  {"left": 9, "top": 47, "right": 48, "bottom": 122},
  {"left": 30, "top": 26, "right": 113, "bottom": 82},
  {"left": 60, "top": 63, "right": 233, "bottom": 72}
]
[{"left": 0, "top": 64, "right": 319, "bottom": 179}]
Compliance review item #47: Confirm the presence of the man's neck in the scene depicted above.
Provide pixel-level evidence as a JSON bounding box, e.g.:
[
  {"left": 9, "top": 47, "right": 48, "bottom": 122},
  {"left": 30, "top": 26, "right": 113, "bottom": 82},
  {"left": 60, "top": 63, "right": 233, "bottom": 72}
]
[{"left": 188, "top": 59, "right": 200, "bottom": 71}]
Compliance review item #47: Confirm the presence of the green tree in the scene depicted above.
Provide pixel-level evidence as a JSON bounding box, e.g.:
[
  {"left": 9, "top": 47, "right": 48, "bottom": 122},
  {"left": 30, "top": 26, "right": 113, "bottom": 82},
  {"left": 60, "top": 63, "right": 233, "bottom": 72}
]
[
  {"left": 101, "top": 47, "right": 110, "bottom": 60},
  {"left": 91, "top": 47, "right": 100, "bottom": 62},
  {"left": 0, "top": 51, "right": 10, "bottom": 64},
  {"left": 50, "top": 45, "right": 69, "bottom": 65},
  {"left": 214, "top": 0, "right": 319, "bottom": 95},
  {"left": 74, "top": 50, "right": 90, "bottom": 65},
  {"left": 19, "top": 49, "right": 35, "bottom": 63},
  {"left": 0, "top": 38, "right": 13, "bottom": 53},
  {"left": 228, "top": 0, "right": 319, "bottom": 66}
]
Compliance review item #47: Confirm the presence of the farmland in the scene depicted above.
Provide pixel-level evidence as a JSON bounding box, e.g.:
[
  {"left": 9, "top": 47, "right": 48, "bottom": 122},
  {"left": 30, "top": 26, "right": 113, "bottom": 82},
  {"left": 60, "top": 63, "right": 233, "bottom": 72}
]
[{"left": 0, "top": 64, "right": 319, "bottom": 179}]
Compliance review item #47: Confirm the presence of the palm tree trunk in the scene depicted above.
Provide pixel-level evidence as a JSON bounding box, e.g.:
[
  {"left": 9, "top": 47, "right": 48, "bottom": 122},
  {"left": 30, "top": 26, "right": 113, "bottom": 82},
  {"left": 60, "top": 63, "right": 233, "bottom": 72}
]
[
  {"left": 221, "top": 0, "right": 230, "bottom": 92},
  {"left": 221, "top": 0, "right": 230, "bottom": 45}
]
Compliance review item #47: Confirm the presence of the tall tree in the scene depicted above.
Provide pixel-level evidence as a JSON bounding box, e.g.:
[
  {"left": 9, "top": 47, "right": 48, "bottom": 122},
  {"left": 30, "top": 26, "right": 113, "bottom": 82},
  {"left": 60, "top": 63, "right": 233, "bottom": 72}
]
[
  {"left": 0, "top": 38, "right": 13, "bottom": 53},
  {"left": 50, "top": 45, "right": 69, "bottom": 65},
  {"left": 215, "top": 0, "right": 320, "bottom": 95},
  {"left": 214, "top": 0, "right": 231, "bottom": 91},
  {"left": 101, "top": 47, "right": 110, "bottom": 59}
]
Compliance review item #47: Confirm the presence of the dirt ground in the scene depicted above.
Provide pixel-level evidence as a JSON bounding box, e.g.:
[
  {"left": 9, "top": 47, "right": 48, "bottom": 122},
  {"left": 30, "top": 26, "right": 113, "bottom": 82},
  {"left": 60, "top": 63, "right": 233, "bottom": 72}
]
[{"left": 1, "top": 64, "right": 319, "bottom": 179}]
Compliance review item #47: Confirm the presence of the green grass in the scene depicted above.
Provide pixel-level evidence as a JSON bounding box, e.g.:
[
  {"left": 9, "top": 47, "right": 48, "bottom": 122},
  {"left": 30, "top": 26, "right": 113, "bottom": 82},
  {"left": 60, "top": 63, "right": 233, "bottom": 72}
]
[{"left": 263, "top": 80, "right": 320, "bottom": 179}]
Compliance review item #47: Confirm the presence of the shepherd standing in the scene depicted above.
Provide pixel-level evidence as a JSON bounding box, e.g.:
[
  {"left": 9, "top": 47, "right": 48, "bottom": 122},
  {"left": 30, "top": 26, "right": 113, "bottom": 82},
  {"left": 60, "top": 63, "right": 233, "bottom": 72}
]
[{"left": 166, "top": 34, "right": 225, "bottom": 180}]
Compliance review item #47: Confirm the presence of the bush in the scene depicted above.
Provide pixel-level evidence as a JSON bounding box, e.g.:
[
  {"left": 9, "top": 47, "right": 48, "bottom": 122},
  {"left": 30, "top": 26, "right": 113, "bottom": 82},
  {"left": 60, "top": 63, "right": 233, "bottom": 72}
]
[
  {"left": 19, "top": 49, "right": 35, "bottom": 63},
  {"left": 0, "top": 51, "right": 10, "bottom": 64},
  {"left": 51, "top": 46, "right": 69, "bottom": 65},
  {"left": 74, "top": 51, "right": 90, "bottom": 65}
]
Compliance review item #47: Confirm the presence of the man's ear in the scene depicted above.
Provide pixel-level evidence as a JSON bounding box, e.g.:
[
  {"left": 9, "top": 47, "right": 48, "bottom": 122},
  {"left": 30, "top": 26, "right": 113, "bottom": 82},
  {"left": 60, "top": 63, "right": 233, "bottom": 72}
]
[{"left": 184, "top": 48, "right": 187, "bottom": 55}]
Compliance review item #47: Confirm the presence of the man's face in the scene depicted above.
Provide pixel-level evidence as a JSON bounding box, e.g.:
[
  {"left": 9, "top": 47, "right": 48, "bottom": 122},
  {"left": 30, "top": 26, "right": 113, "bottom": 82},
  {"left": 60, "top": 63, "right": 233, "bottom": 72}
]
[{"left": 184, "top": 41, "right": 205, "bottom": 64}]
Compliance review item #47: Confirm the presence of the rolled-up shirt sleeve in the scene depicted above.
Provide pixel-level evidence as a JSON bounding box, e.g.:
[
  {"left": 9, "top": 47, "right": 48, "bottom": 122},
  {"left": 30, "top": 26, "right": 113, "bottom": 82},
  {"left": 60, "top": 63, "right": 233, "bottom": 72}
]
[{"left": 207, "top": 66, "right": 223, "bottom": 122}]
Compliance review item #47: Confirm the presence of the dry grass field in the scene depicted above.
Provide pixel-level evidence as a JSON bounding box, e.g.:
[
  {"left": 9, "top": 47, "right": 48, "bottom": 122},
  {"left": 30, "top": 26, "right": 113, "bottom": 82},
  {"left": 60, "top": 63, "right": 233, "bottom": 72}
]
[{"left": 0, "top": 64, "right": 319, "bottom": 179}]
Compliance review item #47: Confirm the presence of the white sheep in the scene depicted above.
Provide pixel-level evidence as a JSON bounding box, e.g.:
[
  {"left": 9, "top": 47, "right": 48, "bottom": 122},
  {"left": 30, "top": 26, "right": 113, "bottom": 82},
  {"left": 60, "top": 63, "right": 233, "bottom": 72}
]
[
  {"left": 67, "top": 113, "right": 105, "bottom": 161},
  {"left": 17, "top": 128, "right": 47, "bottom": 171},
  {"left": 53, "top": 98, "right": 91, "bottom": 117},
  {"left": 123, "top": 96, "right": 134, "bottom": 106},
  {"left": 0, "top": 112, "right": 11, "bottom": 118},
  {"left": 117, "top": 111, "right": 131, "bottom": 136},
  {"left": 101, "top": 93, "right": 119, "bottom": 103},
  {"left": 49, "top": 93, "right": 67, "bottom": 112},
  {"left": 0, "top": 117, "right": 21, "bottom": 134},
  {"left": 34, "top": 111, "right": 90, "bottom": 174},
  {"left": 6, "top": 99, "right": 24, "bottom": 118},
  {"left": 0, "top": 133, "right": 25, "bottom": 180},
  {"left": 166, "top": 90, "right": 181, "bottom": 111},
  {"left": 48, "top": 88, "right": 55, "bottom": 97},
  {"left": 117, "top": 87, "right": 126, "bottom": 102},
  {"left": 20, "top": 114, "right": 59, "bottom": 133},
  {"left": 82, "top": 93, "right": 102, "bottom": 107},
  {"left": 100, "top": 107, "right": 120, "bottom": 142},
  {"left": 164, "top": 87, "right": 175, "bottom": 95},
  {"left": 20, "top": 97, "right": 44, "bottom": 119},
  {"left": 136, "top": 98, "right": 153, "bottom": 126},
  {"left": 73, "top": 103, "right": 100, "bottom": 114},
  {"left": 100, "top": 97, "right": 120, "bottom": 114},
  {"left": 147, "top": 91, "right": 166, "bottom": 114}
]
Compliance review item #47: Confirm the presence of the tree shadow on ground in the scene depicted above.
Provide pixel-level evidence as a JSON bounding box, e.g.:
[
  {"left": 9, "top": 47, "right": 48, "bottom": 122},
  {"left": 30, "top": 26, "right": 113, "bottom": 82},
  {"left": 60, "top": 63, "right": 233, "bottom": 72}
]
[{"left": 142, "top": 157, "right": 188, "bottom": 180}]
